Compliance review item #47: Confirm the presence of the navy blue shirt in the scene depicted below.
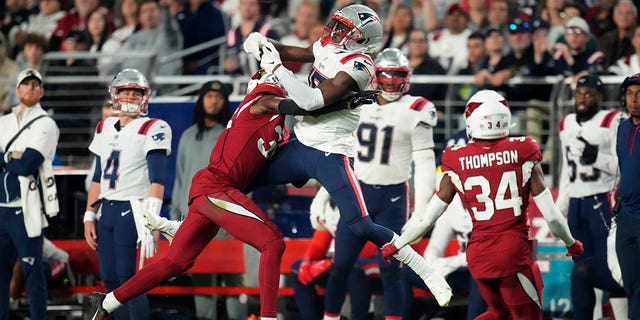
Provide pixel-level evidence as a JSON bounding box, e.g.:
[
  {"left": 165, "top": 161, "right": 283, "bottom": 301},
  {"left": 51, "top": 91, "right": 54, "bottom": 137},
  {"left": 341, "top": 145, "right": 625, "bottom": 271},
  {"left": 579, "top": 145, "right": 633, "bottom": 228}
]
[{"left": 616, "top": 118, "right": 640, "bottom": 215}]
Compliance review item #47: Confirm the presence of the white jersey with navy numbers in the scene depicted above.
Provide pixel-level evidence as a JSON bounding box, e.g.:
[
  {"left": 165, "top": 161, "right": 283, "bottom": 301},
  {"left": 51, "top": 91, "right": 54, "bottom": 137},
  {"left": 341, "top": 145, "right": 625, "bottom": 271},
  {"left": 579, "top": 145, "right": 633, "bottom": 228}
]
[
  {"left": 557, "top": 109, "right": 622, "bottom": 211},
  {"left": 89, "top": 116, "right": 172, "bottom": 201},
  {"left": 293, "top": 40, "right": 376, "bottom": 156},
  {"left": 355, "top": 95, "right": 437, "bottom": 185}
]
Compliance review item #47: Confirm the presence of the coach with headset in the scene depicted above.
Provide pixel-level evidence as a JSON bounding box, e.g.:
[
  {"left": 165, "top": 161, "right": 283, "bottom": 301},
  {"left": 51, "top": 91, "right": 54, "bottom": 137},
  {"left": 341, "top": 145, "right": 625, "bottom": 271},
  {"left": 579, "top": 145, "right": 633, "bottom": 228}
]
[
  {"left": 0, "top": 68, "right": 60, "bottom": 320},
  {"left": 616, "top": 73, "right": 640, "bottom": 318}
]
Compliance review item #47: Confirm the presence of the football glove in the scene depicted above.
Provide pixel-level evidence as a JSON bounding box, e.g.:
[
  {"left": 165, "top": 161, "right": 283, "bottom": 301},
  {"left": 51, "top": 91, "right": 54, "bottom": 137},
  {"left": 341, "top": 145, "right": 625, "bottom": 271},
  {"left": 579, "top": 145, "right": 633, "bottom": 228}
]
[
  {"left": 297, "top": 259, "right": 332, "bottom": 285},
  {"left": 566, "top": 240, "right": 584, "bottom": 257},
  {"left": 138, "top": 228, "right": 158, "bottom": 269},
  {"left": 381, "top": 241, "right": 399, "bottom": 263},
  {"left": 348, "top": 90, "right": 379, "bottom": 109},
  {"left": 259, "top": 40, "right": 282, "bottom": 73},
  {"left": 243, "top": 32, "right": 267, "bottom": 61}
]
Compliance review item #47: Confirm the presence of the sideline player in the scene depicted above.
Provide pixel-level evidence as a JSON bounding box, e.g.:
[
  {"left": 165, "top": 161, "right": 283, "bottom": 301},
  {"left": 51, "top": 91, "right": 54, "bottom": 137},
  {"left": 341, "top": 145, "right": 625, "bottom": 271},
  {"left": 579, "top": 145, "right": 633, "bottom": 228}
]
[
  {"left": 87, "top": 71, "right": 371, "bottom": 320},
  {"left": 243, "top": 5, "right": 453, "bottom": 315},
  {"left": 83, "top": 68, "right": 171, "bottom": 320},
  {"left": 350, "top": 48, "right": 438, "bottom": 317},
  {"left": 556, "top": 74, "right": 626, "bottom": 319},
  {"left": 382, "top": 90, "right": 584, "bottom": 319}
]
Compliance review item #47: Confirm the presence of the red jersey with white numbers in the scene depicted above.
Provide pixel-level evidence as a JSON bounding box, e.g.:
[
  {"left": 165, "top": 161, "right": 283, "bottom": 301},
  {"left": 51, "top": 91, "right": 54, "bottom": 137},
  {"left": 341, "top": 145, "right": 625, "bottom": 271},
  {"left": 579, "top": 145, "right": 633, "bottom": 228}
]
[
  {"left": 189, "top": 83, "right": 288, "bottom": 201},
  {"left": 441, "top": 136, "right": 542, "bottom": 278}
]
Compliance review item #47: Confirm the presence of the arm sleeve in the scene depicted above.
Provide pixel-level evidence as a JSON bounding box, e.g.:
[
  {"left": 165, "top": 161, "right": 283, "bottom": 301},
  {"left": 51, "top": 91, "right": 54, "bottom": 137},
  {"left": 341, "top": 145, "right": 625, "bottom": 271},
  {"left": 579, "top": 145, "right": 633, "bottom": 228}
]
[
  {"left": 423, "top": 212, "right": 454, "bottom": 260},
  {"left": 273, "top": 66, "right": 325, "bottom": 111},
  {"left": 5, "top": 148, "right": 45, "bottom": 176},
  {"left": 534, "top": 188, "right": 576, "bottom": 246},
  {"left": 146, "top": 149, "right": 168, "bottom": 185},
  {"left": 92, "top": 155, "right": 102, "bottom": 183},
  {"left": 303, "top": 230, "right": 333, "bottom": 260},
  {"left": 412, "top": 149, "right": 436, "bottom": 214}
]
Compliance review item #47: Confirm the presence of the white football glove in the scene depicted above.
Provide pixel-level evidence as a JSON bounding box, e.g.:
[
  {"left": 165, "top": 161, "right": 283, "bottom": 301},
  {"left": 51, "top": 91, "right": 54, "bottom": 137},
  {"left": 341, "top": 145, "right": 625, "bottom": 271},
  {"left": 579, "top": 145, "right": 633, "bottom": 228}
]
[
  {"left": 259, "top": 40, "right": 282, "bottom": 73},
  {"left": 434, "top": 253, "right": 467, "bottom": 278},
  {"left": 138, "top": 228, "right": 158, "bottom": 269},
  {"left": 309, "top": 188, "right": 330, "bottom": 231},
  {"left": 243, "top": 32, "right": 267, "bottom": 61}
]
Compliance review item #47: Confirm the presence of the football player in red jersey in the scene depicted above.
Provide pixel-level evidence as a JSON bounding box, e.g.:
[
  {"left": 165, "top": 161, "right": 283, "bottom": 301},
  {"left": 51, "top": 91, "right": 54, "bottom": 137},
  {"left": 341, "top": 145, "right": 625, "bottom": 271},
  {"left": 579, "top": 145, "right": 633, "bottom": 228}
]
[
  {"left": 85, "top": 71, "right": 373, "bottom": 320},
  {"left": 382, "top": 90, "right": 584, "bottom": 319}
]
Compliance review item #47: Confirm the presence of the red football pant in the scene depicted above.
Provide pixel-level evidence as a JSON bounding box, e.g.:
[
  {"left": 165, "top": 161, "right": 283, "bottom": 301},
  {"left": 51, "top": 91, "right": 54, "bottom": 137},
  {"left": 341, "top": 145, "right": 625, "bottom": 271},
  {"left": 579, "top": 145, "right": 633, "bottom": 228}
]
[
  {"left": 474, "top": 263, "right": 543, "bottom": 320},
  {"left": 113, "top": 191, "right": 285, "bottom": 318}
]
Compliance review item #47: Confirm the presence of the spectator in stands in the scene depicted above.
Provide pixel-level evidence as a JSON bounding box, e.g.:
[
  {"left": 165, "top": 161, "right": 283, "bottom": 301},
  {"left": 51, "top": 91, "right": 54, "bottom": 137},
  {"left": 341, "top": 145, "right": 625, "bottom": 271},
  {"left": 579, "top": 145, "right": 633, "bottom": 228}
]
[
  {"left": 457, "top": 31, "right": 487, "bottom": 101},
  {"left": 121, "top": 0, "right": 183, "bottom": 77},
  {"left": 0, "top": 68, "right": 60, "bottom": 320},
  {"left": 290, "top": 187, "right": 381, "bottom": 320},
  {"left": 536, "top": 0, "right": 566, "bottom": 47},
  {"left": 279, "top": 1, "right": 320, "bottom": 75},
  {"left": 7, "top": 0, "right": 65, "bottom": 50},
  {"left": 87, "top": 8, "right": 111, "bottom": 52},
  {"left": 428, "top": 3, "right": 472, "bottom": 75},
  {"left": 406, "top": 29, "right": 446, "bottom": 101},
  {"left": 0, "top": 34, "right": 18, "bottom": 114},
  {"left": 176, "top": 0, "right": 227, "bottom": 74},
  {"left": 419, "top": 0, "right": 459, "bottom": 32},
  {"left": 472, "top": 25, "right": 509, "bottom": 95},
  {"left": 98, "top": 0, "right": 139, "bottom": 77},
  {"left": 557, "top": 74, "right": 627, "bottom": 320},
  {"left": 50, "top": 0, "right": 113, "bottom": 51},
  {"left": 1, "top": 0, "right": 30, "bottom": 39},
  {"left": 380, "top": 3, "right": 414, "bottom": 54},
  {"left": 586, "top": 0, "right": 615, "bottom": 38},
  {"left": 465, "top": 0, "right": 489, "bottom": 31},
  {"left": 615, "top": 73, "right": 640, "bottom": 320},
  {"left": 485, "top": 0, "right": 512, "bottom": 32},
  {"left": 5, "top": 32, "right": 46, "bottom": 108},
  {"left": 597, "top": 0, "right": 636, "bottom": 68},
  {"left": 609, "top": 25, "right": 640, "bottom": 76},
  {"left": 224, "top": 0, "right": 279, "bottom": 75},
  {"left": 553, "top": 16, "right": 606, "bottom": 81}
]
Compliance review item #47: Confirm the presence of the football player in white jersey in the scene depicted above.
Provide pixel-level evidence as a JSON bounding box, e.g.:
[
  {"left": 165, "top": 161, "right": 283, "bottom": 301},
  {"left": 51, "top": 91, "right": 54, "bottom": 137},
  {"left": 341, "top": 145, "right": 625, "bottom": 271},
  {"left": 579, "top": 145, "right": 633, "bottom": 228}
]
[
  {"left": 353, "top": 48, "right": 438, "bottom": 317},
  {"left": 242, "top": 5, "right": 452, "bottom": 318},
  {"left": 83, "top": 68, "right": 171, "bottom": 320},
  {"left": 556, "top": 74, "right": 627, "bottom": 320}
]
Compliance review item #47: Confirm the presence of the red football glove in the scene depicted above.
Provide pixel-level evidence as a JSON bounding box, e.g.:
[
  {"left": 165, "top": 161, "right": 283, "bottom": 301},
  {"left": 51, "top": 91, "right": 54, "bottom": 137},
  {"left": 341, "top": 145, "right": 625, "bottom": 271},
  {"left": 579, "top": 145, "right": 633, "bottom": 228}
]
[
  {"left": 566, "top": 240, "right": 584, "bottom": 257},
  {"left": 297, "top": 259, "right": 332, "bottom": 285},
  {"left": 381, "top": 241, "right": 399, "bottom": 264}
]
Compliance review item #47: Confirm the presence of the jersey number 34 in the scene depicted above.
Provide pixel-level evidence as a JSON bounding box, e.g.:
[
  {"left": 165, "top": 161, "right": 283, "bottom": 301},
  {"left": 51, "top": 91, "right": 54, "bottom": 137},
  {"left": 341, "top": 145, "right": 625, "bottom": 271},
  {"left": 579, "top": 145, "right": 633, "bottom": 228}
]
[{"left": 464, "top": 170, "right": 523, "bottom": 221}]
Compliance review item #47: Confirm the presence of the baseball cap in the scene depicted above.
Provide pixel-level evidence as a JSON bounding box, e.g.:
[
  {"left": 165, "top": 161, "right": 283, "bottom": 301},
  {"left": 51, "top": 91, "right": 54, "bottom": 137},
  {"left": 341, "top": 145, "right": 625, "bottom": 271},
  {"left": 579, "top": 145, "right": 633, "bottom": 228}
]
[
  {"left": 576, "top": 74, "right": 604, "bottom": 94},
  {"left": 566, "top": 17, "right": 590, "bottom": 34},
  {"left": 508, "top": 17, "right": 531, "bottom": 33},
  {"left": 447, "top": 3, "right": 469, "bottom": 18},
  {"left": 198, "top": 80, "right": 229, "bottom": 100},
  {"left": 16, "top": 68, "right": 43, "bottom": 88},
  {"left": 531, "top": 16, "right": 550, "bottom": 31}
]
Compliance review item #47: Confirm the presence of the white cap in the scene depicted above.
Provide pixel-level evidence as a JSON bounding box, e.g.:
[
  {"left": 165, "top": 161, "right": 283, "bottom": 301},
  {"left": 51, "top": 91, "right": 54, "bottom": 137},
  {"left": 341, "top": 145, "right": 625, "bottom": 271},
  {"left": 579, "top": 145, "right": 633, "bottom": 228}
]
[
  {"left": 566, "top": 17, "right": 590, "bottom": 34},
  {"left": 16, "top": 68, "right": 43, "bottom": 88}
]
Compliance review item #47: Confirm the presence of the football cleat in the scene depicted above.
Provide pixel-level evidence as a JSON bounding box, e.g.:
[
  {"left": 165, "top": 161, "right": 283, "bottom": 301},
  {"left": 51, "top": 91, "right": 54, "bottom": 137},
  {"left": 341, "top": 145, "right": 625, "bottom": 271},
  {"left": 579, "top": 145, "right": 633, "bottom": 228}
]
[
  {"left": 421, "top": 267, "right": 453, "bottom": 307},
  {"left": 144, "top": 211, "right": 181, "bottom": 243},
  {"left": 88, "top": 292, "right": 111, "bottom": 320}
]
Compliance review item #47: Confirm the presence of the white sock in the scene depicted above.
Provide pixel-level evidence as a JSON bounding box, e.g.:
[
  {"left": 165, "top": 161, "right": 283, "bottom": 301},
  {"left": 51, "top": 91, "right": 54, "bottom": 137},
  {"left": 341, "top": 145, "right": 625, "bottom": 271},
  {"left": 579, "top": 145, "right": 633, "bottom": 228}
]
[
  {"left": 593, "top": 288, "right": 603, "bottom": 320},
  {"left": 260, "top": 318, "right": 277, "bottom": 320},
  {"left": 610, "top": 297, "right": 628, "bottom": 320},
  {"left": 392, "top": 234, "right": 429, "bottom": 276},
  {"left": 102, "top": 292, "right": 122, "bottom": 313},
  {"left": 323, "top": 312, "right": 340, "bottom": 320}
]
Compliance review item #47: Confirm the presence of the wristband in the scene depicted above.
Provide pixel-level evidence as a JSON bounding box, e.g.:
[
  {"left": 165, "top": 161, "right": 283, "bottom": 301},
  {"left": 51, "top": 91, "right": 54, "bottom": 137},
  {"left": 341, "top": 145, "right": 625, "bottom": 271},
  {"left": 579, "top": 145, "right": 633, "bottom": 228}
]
[
  {"left": 83, "top": 210, "right": 97, "bottom": 223},
  {"left": 7, "top": 151, "right": 13, "bottom": 162}
]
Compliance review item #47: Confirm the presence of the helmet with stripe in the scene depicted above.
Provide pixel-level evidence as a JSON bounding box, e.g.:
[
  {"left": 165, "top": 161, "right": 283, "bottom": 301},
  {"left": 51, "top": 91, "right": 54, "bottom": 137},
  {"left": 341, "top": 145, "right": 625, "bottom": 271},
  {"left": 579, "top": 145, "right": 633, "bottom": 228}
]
[
  {"left": 465, "top": 90, "right": 511, "bottom": 140},
  {"left": 109, "top": 68, "right": 151, "bottom": 116},
  {"left": 374, "top": 48, "right": 411, "bottom": 102},
  {"left": 320, "top": 4, "right": 382, "bottom": 54}
]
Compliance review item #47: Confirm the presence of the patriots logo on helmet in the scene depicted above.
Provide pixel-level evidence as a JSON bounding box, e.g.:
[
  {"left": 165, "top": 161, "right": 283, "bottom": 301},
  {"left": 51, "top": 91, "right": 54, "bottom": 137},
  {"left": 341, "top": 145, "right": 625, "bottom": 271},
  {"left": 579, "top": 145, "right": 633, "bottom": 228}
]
[{"left": 358, "top": 12, "right": 374, "bottom": 22}]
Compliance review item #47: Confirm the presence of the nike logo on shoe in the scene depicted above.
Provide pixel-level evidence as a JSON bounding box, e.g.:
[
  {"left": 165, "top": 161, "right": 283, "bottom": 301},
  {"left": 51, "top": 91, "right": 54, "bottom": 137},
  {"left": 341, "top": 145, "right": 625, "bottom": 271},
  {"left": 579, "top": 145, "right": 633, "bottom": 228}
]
[
  {"left": 121, "top": 210, "right": 131, "bottom": 216},
  {"left": 390, "top": 196, "right": 401, "bottom": 203}
]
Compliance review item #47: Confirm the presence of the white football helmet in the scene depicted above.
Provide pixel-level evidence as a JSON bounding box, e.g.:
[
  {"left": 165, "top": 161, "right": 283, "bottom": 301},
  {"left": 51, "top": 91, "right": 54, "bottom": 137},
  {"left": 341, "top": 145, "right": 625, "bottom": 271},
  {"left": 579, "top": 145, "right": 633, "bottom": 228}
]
[
  {"left": 246, "top": 69, "right": 280, "bottom": 93},
  {"left": 374, "top": 48, "right": 411, "bottom": 101},
  {"left": 320, "top": 4, "right": 383, "bottom": 54},
  {"left": 464, "top": 90, "right": 511, "bottom": 140},
  {"left": 109, "top": 68, "right": 151, "bottom": 116}
]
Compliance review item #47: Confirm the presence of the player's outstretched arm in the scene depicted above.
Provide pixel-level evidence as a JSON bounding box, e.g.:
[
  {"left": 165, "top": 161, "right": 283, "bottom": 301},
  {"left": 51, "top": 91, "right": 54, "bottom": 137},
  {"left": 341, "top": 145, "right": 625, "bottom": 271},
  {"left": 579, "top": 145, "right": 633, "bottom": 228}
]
[
  {"left": 243, "top": 32, "right": 314, "bottom": 63},
  {"left": 530, "top": 164, "right": 584, "bottom": 257},
  {"left": 382, "top": 175, "right": 456, "bottom": 258},
  {"left": 252, "top": 91, "right": 377, "bottom": 116}
]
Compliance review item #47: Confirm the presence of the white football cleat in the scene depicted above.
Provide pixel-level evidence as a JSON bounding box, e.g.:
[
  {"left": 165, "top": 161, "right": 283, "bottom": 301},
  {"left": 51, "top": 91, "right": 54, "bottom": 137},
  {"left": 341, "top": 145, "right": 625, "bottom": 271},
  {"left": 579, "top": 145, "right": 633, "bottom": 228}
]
[{"left": 421, "top": 268, "right": 453, "bottom": 307}]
